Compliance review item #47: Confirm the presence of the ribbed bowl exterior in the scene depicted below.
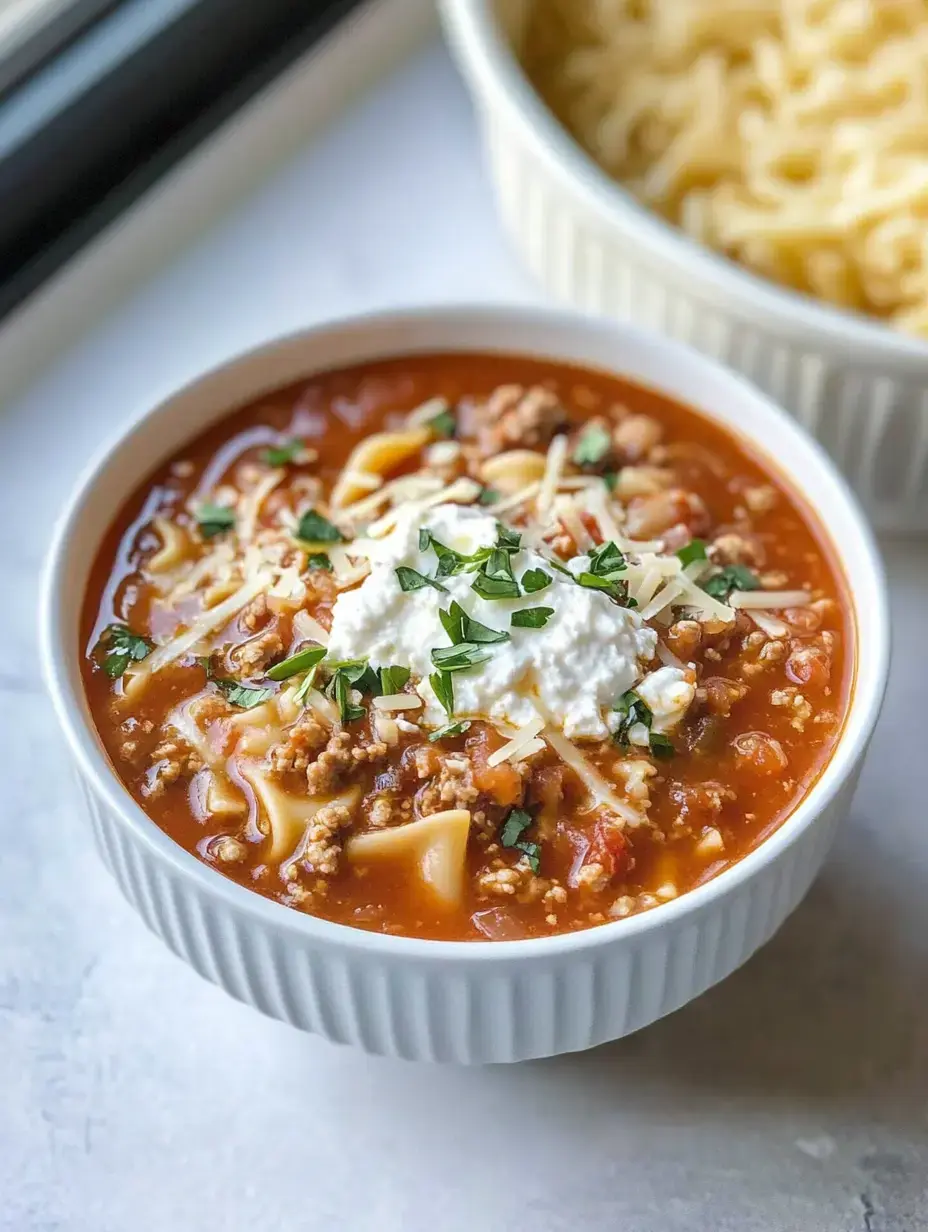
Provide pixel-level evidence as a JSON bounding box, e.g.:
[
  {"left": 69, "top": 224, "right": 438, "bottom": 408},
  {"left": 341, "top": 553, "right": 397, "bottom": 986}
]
[
  {"left": 74, "top": 766, "right": 858, "bottom": 1063},
  {"left": 444, "top": 0, "right": 928, "bottom": 534}
]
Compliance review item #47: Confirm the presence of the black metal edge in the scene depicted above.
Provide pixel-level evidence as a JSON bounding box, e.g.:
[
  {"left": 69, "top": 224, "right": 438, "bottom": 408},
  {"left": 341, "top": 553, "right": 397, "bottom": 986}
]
[{"left": 0, "top": 0, "right": 368, "bottom": 323}]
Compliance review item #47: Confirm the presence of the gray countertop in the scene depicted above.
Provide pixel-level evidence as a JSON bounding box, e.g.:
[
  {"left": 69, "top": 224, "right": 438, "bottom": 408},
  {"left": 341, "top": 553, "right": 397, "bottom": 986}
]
[{"left": 1, "top": 42, "right": 926, "bottom": 1232}]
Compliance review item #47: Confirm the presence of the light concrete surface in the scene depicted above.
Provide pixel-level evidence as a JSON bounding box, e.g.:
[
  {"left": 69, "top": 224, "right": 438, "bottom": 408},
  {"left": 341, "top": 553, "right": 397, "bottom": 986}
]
[{"left": 1, "top": 42, "right": 926, "bottom": 1232}]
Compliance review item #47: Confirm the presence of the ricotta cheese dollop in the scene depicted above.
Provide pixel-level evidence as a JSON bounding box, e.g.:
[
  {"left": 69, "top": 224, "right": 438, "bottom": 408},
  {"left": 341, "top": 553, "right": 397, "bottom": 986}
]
[{"left": 326, "top": 504, "right": 658, "bottom": 739}]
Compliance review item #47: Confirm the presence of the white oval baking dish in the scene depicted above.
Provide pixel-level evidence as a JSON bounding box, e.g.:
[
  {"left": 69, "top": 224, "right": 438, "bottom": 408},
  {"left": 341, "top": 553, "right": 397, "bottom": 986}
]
[
  {"left": 41, "top": 305, "right": 889, "bottom": 1063},
  {"left": 440, "top": 0, "right": 928, "bottom": 534}
]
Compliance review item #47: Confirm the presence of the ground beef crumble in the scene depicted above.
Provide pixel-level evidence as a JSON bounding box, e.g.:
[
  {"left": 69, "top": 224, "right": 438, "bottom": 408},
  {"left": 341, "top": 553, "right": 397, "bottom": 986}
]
[{"left": 473, "top": 383, "right": 566, "bottom": 455}]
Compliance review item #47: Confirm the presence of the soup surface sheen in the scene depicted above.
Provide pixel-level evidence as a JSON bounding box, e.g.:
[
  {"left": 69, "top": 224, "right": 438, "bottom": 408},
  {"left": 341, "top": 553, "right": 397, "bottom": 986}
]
[{"left": 82, "top": 352, "right": 851, "bottom": 941}]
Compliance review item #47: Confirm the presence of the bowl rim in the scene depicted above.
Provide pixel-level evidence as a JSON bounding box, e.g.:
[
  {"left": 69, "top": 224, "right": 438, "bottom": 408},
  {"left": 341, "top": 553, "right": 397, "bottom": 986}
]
[
  {"left": 40, "top": 302, "right": 890, "bottom": 962},
  {"left": 439, "top": 0, "right": 928, "bottom": 370}
]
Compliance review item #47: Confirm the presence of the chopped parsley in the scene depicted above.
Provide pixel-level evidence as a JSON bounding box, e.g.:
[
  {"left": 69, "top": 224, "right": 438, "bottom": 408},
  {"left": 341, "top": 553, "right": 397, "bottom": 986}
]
[
  {"left": 573, "top": 423, "right": 612, "bottom": 468},
  {"left": 212, "top": 678, "right": 275, "bottom": 709},
  {"left": 439, "top": 600, "right": 509, "bottom": 646},
  {"left": 95, "top": 624, "right": 152, "bottom": 678},
  {"left": 430, "top": 643, "right": 494, "bottom": 673},
  {"left": 702, "top": 563, "right": 760, "bottom": 600},
  {"left": 587, "top": 540, "right": 627, "bottom": 578},
  {"left": 196, "top": 503, "right": 235, "bottom": 539},
  {"left": 471, "top": 572, "right": 521, "bottom": 600},
  {"left": 511, "top": 606, "right": 554, "bottom": 629},
  {"left": 648, "top": 732, "right": 675, "bottom": 759},
  {"left": 296, "top": 509, "right": 343, "bottom": 543},
  {"left": 428, "top": 720, "right": 471, "bottom": 742},
  {"left": 500, "top": 807, "right": 541, "bottom": 873},
  {"left": 430, "top": 669, "right": 454, "bottom": 717},
  {"left": 294, "top": 666, "right": 320, "bottom": 704},
  {"left": 428, "top": 407, "right": 457, "bottom": 439},
  {"left": 576, "top": 542, "right": 631, "bottom": 604},
  {"left": 495, "top": 523, "right": 522, "bottom": 552},
  {"left": 478, "top": 487, "right": 500, "bottom": 505},
  {"left": 306, "top": 552, "right": 333, "bottom": 571},
  {"left": 262, "top": 438, "right": 305, "bottom": 466},
  {"left": 395, "top": 566, "right": 448, "bottom": 593},
  {"left": 521, "top": 568, "right": 552, "bottom": 594},
  {"left": 380, "top": 664, "right": 411, "bottom": 695},
  {"left": 324, "top": 659, "right": 372, "bottom": 723},
  {"left": 266, "top": 645, "right": 327, "bottom": 681},
  {"left": 613, "top": 689, "right": 653, "bottom": 747},
  {"left": 676, "top": 538, "right": 708, "bottom": 568}
]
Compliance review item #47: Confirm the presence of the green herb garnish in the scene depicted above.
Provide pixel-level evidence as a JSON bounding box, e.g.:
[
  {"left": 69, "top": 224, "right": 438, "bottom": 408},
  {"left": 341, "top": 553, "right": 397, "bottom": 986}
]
[
  {"left": 324, "top": 659, "right": 371, "bottom": 722},
  {"left": 587, "top": 540, "right": 627, "bottom": 578},
  {"left": 439, "top": 600, "right": 509, "bottom": 646},
  {"left": 428, "top": 408, "right": 457, "bottom": 439},
  {"left": 521, "top": 568, "right": 552, "bottom": 594},
  {"left": 648, "top": 732, "right": 675, "bottom": 759},
  {"left": 573, "top": 423, "right": 612, "bottom": 468},
  {"left": 212, "top": 678, "right": 276, "bottom": 709},
  {"left": 196, "top": 503, "right": 235, "bottom": 539},
  {"left": 702, "top": 563, "right": 760, "bottom": 601},
  {"left": 602, "top": 471, "right": 618, "bottom": 493},
  {"left": 266, "top": 645, "right": 327, "bottom": 681},
  {"left": 95, "top": 624, "right": 152, "bottom": 679},
  {"left": 296, "top": 509, "right": 343, "bottom": 544},
  {"left": 262, "top": 438, "right": 305, "bottom": 466},
  {"left": 511, "top": 606, "right": 554, "bottom": 629},
  {"left": 478, "top": 487, "right": 500, "bottom": 506},
  {"left": 430, "top": 643, "right": 494, "bottom": 673},
  {"left": 500, "top": 807, "right": 541, "bottom": 873},
  {"left": 471, "top": 573, "right": 521, "bottom": 600},
  {"left": 380, "top": 664, "right": 411, "bottom": 695},
  {"left": 428, "top": 720, "right": 471, "bottom": 742},
  {"left": 495, "top": 523, "right": 522, "bottom": 552},
  {"left": 613, "top": 689, "right": 652, "bottom": 748},
  {"left": 294, "top": 667, "right": 320, "bottom": 704},
  {"left": 395, "top": 566, "right": 448, "bottom": 594},
  {"left": 306, "top": 552, "right": 332, "bottom": 571},
  {"left": 430, "top": 669, "right": 454, "bottom": 717},
  {"left": 676, "top": 538, "right": 708, "bottom": 568}
]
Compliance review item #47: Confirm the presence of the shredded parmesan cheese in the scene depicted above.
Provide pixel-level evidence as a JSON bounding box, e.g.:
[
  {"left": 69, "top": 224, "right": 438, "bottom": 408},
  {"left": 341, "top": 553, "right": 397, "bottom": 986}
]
[
  {"left": 140, "top": 574, "right": 268, "bottom": 677},
  {"left": 553, "top": 494, "right": 594, "bottom": 552},
  {"left": 536, "top": 434, "right": 568, "bottom": 519},
  {"left": 748, "top": 610, "right": 790, "bottom": 638},
  {"left": 486, "top": 715, "right": 546, "bottom": 767},
  {"left": 292, "top": 610, "right": 330, "bottom": 645},
  {"left": 404, "top": 396, "right": 449, "bottom": 427},
  {"left": 730, "top": 589, "right": 810, "bottom": 609},
  {"left": 367, "top": 477, "right": 482, "bottom": 538},
  {"left": 543, "top": 726, "right": 641, "bottom": 826},
  {"left": 372, "top": 694, "right": 423, "bottom": 712},
  {"left": 239, "top": 469, "right": 284, "bottom": 543}
]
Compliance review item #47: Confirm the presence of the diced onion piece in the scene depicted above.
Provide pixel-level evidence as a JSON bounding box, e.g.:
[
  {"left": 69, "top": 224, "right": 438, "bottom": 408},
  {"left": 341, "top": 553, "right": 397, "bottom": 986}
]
[
  {"left": 748, "top": 609, "right": 790, "bottom": 638},
  {"left": 305, "top": 688, "right": 339, "bottom": 723},
  {"left": 486, "top": 714, "right": 545, "bottom": 766},
  {"left": 729, "top": 589, "right": 811, "bottom": 609},
  {"left": 292, "top": 610, "right": 330, "bottom": 645},
  {"left": 373, "top": 714, "right": 399, "bottom": 745},
  {"left": 536, "top": 434, "right": 568, "bottom": 519},
  {"left": 346, "top": 809, "right": 472, "bottom": 905},
  {"left": 543, "top": 727, "right": 641, "bottom": 826},
  {"left": 372, "top": 694, "right": 423, "bottom": 712}
]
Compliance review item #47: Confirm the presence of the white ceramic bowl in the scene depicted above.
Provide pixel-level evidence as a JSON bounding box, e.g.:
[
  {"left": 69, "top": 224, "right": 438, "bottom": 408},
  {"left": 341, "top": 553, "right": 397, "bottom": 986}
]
[
  {"left": 440, "top": 0, "right": 928, "bottom": 534},
  {"left": 41, "top": 305, "right": 889, "bottom": 1063}
]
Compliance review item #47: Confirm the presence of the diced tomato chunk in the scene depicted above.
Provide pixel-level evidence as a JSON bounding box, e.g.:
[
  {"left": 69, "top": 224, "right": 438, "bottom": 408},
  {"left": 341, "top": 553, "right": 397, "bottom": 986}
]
[
  {"left": 585, "top": 821, "right": 630, "bottom": 882},
  {"left": 467, "top": 727, "right": 524, "bottom": 807}
]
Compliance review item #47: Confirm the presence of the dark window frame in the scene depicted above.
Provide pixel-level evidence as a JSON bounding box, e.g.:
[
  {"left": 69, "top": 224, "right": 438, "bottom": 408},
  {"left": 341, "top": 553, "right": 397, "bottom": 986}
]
[{"left": 0, "top": 0, "right": 368, "bottom": 322}]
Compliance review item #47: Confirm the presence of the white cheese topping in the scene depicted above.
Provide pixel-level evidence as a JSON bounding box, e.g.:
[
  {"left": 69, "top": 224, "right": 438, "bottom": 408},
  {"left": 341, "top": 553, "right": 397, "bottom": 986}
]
[
  {"left": 626, "top": 666, "right": 696, "bottom": 747},
  {"left": 326, "top": 504, "right": 657, "bottom": 739}
]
